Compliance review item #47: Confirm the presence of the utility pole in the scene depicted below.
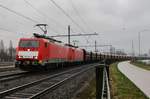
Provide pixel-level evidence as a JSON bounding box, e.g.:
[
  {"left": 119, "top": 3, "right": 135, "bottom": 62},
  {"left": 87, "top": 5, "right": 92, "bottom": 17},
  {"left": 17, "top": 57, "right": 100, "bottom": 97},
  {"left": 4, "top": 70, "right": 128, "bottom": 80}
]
[
  {"left": 132, "top": 40, "right": 134, "bottom": 56},
  {"left": 138, "top": 29, "right": 149, "bottom": 56},
  {"left": 95, "top": 40, "right": 97, "bottom": 52},
  {"left": 68, "top": 25, "right": 71, "bottom": 45},
  {"left": 138, "top": 32, "right": 141, "bottom": 56},
  {"left": 50, "top": 25, "right": 98, "bottom": 45}
]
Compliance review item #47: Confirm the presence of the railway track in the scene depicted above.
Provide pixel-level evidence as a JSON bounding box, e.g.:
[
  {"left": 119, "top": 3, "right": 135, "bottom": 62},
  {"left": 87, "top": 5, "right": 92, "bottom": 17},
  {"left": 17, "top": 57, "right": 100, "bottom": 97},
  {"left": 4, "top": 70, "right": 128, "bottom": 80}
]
[
  {"left": 0, "top": 63, "right": 99, "bottom": 99},
  {"left": 0, "top": 62, "right": 14, "bottom": 66},
  {"left": 0, "top": 71, "right": 29, "bottom": 82},
  {"left": 0, "top": 70, "right": 58, "bottom": 93},
  {"left": 0, "top": 66, "right": 16, "bottom": 72}
]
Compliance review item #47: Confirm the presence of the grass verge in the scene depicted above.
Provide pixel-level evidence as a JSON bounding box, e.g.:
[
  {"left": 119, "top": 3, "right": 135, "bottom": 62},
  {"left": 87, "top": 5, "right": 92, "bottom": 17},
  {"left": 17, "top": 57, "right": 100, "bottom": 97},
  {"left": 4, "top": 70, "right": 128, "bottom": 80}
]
[
  {"left": 131, "top": 61, "right": 150, "bottom": 70},
  {"left": 75, "top": 62, "right": 148, "bottom": 99},
  {"left": 110, "top": 62, "right": 148, "bottom": 99},
  {"left": 74, "top": 77, "right": 96, "bottom": 99}
]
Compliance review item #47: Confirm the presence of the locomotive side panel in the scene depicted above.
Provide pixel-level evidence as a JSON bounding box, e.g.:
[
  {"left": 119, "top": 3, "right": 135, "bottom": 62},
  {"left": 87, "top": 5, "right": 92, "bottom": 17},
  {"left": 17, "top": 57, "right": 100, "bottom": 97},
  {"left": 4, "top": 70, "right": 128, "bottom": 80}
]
[
  {"left": 48, "top": 42, "right": 69, "bottom": 63},
  {"left": 74, "top": 48, "right": 84, "bottom": 62},
  {"left": 38, "top": 39, "right": 49, "bottom": 63}
]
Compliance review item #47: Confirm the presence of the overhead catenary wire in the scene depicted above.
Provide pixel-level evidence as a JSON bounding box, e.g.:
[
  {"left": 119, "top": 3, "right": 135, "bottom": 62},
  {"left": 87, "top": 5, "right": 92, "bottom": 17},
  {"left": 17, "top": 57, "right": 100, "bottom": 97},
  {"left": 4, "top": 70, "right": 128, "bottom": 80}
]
[
  {"left": 47, "top": 0, "right": 85, "bottom": 33},
  {"left": 0, "top": 3, "right": 58, "bottom": 33},
  {"left": 0, "top": 4, "right": 38, "bottom": 23},
  {"left": 23, "top": 0, "right": 65, "bottom": 33},
  {"left": 69, "top": 0, "right": 94, "bottom": 32},
  {"left": 0, "top": 27, "right": 31, "bottom": 36},
  {"left": 23, "top": 0, "right": 46, "bottom": 22},
  {"left": 0, "top": 27, "right": 14, "bottom": 33},
  {"left": 69, "top": 0, "right": 94, "bottom": 44},
  {"left": 71, "top": 27, "right": 90, "bottom": 44},
  {"left": 0, "top": 1, "right": 93, "bottom": 41},
  {"left": 0, "top": 27, "right": 29, "bottom": 38}
]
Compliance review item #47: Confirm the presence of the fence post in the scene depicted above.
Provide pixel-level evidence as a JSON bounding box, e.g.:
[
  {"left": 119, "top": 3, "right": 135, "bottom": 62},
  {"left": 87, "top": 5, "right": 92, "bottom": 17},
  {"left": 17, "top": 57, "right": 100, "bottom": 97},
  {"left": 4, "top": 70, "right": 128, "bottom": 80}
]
[
  {"left": 95, "top": 65, "right": 104, "bottom": 99},
  {"left": 106, "top": 65, "right": 109, "bottom": 80}
]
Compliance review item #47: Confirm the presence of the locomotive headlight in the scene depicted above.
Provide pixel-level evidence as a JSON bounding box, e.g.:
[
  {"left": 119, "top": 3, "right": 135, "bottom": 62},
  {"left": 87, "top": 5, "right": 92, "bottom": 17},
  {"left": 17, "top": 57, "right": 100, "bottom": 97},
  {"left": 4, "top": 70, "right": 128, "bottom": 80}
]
[
  {"left": 39, "top": 60, "right": 42, "bottom": 64},
  {"left": 34, "top": 56, "right": 38, "bottom": 59},
  {"left": 35, "top": 56, "right": 38, "bottom": 59},
  {"left": 19, "top": 56, "right": 23, "bottom": 58}
]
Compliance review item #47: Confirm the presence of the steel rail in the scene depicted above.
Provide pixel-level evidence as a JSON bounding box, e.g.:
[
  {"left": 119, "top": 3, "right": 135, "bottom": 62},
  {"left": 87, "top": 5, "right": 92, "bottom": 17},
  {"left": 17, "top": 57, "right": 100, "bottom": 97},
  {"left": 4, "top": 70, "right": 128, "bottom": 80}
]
[
  {"left": 0, "top": 63, "right": 99, "bottom": 98},
  {"left": 0, "top": 71, "right": 30, "bottom": 82},
  {"left": 0, "top": 71, "right": 28, "bottom": 79},
  {"left": 29, "top": 65, "right": 96, "bottom": 99}
]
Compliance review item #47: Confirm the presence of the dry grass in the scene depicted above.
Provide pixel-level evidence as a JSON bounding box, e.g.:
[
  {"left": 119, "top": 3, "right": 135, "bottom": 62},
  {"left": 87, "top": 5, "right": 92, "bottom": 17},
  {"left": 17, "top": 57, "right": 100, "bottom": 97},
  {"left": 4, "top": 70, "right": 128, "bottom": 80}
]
[
  {"left": 75, "top": 62, "right": 148, "bottom": 99},
  {"left": 131, "top": 61, "right": 150, "bottom": 70},
  {"left": 74, "top": 77, "right": 96, "bottom": 99},
  {"left": 110, "top": 62, "right": 148, "bottom": 99}
]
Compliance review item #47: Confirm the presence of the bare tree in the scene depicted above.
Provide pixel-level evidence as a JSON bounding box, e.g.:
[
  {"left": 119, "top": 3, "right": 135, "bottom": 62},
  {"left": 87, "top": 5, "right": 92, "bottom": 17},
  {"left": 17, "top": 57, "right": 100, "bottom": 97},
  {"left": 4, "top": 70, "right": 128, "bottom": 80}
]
[
  {"left": 9, "top": 40, "right": 13, "bottom": 61},
  {"left": 0, "top": 40, "right": 16, "bottom": 62},
  {"left": 0, "top": 40, "right": 4, "bottom": 61}
]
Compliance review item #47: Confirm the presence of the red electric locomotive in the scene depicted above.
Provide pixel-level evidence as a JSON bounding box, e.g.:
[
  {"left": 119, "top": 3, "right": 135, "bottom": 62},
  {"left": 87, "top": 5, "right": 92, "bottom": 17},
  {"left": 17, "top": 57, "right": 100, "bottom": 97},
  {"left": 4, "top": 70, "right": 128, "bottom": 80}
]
[{"left": 15, "top": 33, "right": 84, "bottom": 70}]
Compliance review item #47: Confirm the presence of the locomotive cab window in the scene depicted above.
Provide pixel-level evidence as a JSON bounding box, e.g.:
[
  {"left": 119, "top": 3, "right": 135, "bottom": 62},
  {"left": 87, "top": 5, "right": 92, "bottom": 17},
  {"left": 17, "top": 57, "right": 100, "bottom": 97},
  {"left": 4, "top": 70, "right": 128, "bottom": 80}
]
[
  {"left": 45, "top": 42, "right": 48, "bottom": 48},
  {"left": 19, "top": 40, "right": 39, "bottom": 48}
]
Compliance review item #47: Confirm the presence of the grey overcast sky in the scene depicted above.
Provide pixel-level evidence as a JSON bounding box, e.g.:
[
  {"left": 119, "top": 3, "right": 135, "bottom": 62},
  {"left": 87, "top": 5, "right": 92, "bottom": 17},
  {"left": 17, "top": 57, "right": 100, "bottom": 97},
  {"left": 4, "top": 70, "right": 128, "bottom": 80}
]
[{"left": 0, "top": 0, "right": 150, "bottom": 54}]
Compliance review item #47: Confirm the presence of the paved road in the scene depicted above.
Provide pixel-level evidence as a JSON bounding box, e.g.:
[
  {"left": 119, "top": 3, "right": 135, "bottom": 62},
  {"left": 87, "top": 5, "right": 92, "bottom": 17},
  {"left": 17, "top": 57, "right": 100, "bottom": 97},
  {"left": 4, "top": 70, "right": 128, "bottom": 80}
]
[{"left": 118, "top": 61, "right": 150, "bottom": 98}]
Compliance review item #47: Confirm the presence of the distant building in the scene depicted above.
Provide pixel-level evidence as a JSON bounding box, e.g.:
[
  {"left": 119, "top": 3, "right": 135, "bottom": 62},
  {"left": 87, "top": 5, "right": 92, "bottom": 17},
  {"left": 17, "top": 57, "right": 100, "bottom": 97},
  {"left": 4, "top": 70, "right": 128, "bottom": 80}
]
[
  {"left": 115, "top": 49, "right": 127, "bottom": 55},
  {"left": 141, "top": 53, "right": 148, "bottom": 57},
  {"left": 110, "top": 47, "right": 115, "bottom": 54}
]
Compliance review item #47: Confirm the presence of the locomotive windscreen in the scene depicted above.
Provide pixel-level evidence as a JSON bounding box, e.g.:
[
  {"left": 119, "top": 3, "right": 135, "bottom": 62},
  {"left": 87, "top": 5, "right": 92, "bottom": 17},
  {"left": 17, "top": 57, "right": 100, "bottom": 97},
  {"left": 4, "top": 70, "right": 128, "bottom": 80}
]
[{"left": 19, "top": 40, "right": 39, "bottom": 48}]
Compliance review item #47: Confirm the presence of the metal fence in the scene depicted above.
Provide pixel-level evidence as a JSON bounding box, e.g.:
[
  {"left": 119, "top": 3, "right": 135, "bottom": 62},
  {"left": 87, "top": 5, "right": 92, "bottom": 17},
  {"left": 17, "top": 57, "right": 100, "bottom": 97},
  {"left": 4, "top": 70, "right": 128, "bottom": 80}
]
[{"left": 95, "top": 64, "right": 110, "bottom": 99}]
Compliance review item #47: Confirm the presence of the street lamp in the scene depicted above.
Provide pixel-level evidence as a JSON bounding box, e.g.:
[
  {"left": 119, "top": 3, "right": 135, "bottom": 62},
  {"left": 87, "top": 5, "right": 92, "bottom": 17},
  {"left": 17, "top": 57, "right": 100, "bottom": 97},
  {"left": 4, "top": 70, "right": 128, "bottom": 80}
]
[{"left": 138, "top": 29, "right": 149, "bottom": 56}]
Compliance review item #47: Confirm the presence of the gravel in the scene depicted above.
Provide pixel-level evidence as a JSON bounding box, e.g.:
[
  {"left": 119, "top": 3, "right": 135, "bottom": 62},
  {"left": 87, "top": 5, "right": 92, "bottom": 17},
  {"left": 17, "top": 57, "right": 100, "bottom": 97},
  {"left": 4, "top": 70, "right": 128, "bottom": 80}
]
[{"left": 40, "top": 68, "right": 95, "bottom": 99}]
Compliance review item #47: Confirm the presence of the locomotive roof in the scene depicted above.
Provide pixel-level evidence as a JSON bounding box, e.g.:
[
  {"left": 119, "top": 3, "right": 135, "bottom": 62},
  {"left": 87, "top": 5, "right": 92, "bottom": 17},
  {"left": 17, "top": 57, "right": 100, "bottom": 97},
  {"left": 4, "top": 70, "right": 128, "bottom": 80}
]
[
  {"left": 19, "top": 33, "right": 80, "bottom": 49},
  {"left": 33, "top": 33, "right": 79, "bottom": 48},
  {"left": 33, "top": 33, "right": 62, "bottom": 43},
  {"left": 20, "top": 38, "right": 41, "bottom": 40}
]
